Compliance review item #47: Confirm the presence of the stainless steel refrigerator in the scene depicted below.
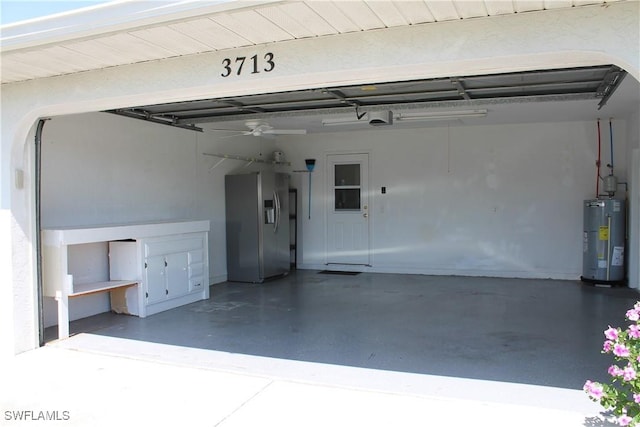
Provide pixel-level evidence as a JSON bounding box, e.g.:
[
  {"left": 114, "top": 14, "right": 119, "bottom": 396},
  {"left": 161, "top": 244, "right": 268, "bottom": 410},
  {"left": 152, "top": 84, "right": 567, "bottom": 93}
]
[{"left": 225, "top": 171, "right": 290, "bottom": 283}]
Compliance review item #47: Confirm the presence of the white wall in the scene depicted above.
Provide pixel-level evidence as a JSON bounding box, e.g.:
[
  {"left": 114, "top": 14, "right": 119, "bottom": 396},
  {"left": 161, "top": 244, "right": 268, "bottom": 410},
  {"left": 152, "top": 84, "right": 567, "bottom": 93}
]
[
  {"left": 42, "top": 112, "right": 632, "bottom": 324},
  {"left": 626, "top": 102, "right": 640, "bottom": 289},
  {"left": 278, "top": 120, "right": 628, "bottom": 280},
  {"left": 41, "top": 112, "right": 276, "bottom": 324}
]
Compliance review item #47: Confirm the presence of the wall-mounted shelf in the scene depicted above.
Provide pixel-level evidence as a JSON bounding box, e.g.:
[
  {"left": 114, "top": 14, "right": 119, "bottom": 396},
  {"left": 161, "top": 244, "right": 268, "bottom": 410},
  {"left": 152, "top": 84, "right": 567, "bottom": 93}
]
[
  {"left": 203, "top": 152, "right": 291, "bottom": 169},
  {"left": 69, "top": 280, "right": 137, "bottom": 298}
]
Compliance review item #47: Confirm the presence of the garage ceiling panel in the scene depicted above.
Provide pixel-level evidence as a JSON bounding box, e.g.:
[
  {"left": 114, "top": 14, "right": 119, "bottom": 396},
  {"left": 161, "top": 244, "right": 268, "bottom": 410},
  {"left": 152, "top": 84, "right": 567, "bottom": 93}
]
[
  {"left": 6, "top": 49, "right": 89, "bottom": 76},
  {"left": 210, "top": 10, "right": 296, "bottom": 44},
  {"left": 364, "top": 1, "right": 409, "bottom": 27},
  {"left": 425, "top": 1, "right": 463, "bottom": 21},
  {"left": 40, "top": 46, "right": 108, "bottom": 70},
  {"left": 273, "top": 2, "right": 338, "bottom": 36},
  {"left": 0, "top": 56, "right": 52, "bottom": 81},
  {"left": 483, "top": 0, "right": 516, "bottom": 15},
  {"left": 305, "top": 1, "right": 361, "bottom": 33},
  {"left": 168, "top": 18, "right": 252, "bottom": 50},
  {"left": 256, "top": 5, "right": 318, "bottom": 39},
  {"left": 543, "top": 0, "right": 573, "bottom": 9},
  {"left": 454, "top": 1, "right": 489, "bottom": 18},
  {"left": 64, "top": 35, "right": 170, "bottom": 65},
  {"left": 331, "top": 1, "right": 386, "bottom": 30},
  {"left": 393, "top": 1, "right": 436, "bottom": 24},
  {"left": 95, "top": 33, "right": 176, "bottom": 60},
  {"left": 513, "top": 1, "right": 546, "bottom": 13},
  {"left": 573, "top": 0, "right": 614, "bottom": 5},
  {"left": 130, "top": 26, "right": 213, "bottom": 55}
]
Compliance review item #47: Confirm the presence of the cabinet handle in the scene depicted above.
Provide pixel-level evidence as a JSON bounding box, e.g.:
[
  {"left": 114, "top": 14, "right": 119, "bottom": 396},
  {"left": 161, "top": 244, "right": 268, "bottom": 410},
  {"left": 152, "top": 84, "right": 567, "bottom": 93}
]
[{"left": 166, "top": 289, "right": 168, "bottom": 295}]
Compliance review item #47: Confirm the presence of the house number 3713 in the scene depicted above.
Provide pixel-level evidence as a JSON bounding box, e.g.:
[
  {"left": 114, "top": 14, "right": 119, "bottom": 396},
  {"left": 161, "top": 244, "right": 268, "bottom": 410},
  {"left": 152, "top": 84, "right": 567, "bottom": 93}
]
[{"left": 221, "top": 53, "right": 275, "bottom": 77}]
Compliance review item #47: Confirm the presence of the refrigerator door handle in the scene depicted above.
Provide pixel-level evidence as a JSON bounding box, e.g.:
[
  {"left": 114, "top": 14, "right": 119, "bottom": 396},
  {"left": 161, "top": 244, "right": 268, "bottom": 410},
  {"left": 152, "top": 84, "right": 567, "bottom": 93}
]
[{"left": 273, "top": 190, "right": 280, "bottom": 233}]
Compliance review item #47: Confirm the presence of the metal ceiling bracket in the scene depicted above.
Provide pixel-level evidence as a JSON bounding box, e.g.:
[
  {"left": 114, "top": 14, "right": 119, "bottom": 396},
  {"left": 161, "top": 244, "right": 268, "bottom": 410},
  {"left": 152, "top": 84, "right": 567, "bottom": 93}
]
[
  {"left": 108, "top": 109, "right": 203, "bottom": 132},
  {"left": 451, "top": 78, "right": 471, "bottom": 100},
  {"left": 597, "top": 67, "right": 627, "bottom": 110}
]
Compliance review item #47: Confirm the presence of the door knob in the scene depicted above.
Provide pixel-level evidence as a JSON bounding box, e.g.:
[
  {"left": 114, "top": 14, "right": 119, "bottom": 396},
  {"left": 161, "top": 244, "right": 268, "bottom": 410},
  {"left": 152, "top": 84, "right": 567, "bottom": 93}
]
[{"left": 363, "top": 213, "right": 368, "bottom": 218}]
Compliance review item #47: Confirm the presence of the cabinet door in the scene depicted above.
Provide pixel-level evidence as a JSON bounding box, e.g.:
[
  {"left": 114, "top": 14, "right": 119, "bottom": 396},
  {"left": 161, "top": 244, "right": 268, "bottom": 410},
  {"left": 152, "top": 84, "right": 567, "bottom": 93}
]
[
  {"left": 145, "top": 255, "right": 167, "bottom": 305},
  {"left": 188, "top": 250, "right": 205, "bottom": 292},
  {"left": 165, "top": 252, "right": 189, "bottom": 299}
]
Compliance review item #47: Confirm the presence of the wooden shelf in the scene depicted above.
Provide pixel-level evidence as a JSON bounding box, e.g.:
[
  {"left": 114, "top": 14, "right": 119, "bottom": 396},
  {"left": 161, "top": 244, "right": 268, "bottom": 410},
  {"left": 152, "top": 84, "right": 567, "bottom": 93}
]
[{"left": 69, "top": 280, "right": 137, "bottom": 298}]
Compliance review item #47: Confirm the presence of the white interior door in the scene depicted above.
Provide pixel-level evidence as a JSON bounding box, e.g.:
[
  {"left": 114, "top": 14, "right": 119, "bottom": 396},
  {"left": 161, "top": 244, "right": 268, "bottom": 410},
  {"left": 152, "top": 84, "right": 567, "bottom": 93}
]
[{"left": 326, "top": 153, "right": 370, "bottom": 266}]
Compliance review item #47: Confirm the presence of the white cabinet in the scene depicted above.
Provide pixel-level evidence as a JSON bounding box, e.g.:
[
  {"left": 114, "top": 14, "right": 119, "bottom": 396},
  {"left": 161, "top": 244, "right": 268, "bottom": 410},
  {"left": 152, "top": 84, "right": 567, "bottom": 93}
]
[
  {"left": 109, "top": 232, "right": 209, "bottom": 317},
  {"left": 42, "top": 221, "right": 210, "bottom": 339}
]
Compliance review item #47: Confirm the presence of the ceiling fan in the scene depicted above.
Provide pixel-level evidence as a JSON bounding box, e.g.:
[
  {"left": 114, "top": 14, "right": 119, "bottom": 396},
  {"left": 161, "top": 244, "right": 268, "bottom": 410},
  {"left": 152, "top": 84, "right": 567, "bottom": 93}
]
[{"left": 211, "top": 120, "right": 307, "bottom": 138}]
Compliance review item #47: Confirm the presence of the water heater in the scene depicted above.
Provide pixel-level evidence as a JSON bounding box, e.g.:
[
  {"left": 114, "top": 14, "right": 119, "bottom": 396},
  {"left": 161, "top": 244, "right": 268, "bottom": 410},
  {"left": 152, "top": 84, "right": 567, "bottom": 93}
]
[{"left": 581, "top": 199, "right": 626, "bottom": 285}]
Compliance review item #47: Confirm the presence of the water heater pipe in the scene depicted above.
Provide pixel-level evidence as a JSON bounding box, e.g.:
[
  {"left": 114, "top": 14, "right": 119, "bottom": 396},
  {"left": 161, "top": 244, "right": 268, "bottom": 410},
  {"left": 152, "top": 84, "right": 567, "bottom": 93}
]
[
  {"left": 596, "top": 119, "right": 601, "bottom": 198},
  {"left": 607, "top": 215, "right": 612, "bottom": 281},
  {"left": 609, "top": 118, "right": 614, "bottom": 176}
]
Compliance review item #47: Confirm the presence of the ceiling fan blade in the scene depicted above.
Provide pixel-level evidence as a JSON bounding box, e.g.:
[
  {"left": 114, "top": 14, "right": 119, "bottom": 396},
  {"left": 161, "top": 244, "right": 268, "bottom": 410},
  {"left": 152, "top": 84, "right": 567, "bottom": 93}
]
[
  {"left": 217, "top": 134, "right": 244, "bottom": 139},
  {"left": 209, "top": 128, "right": 243, "bottom": 132},
  {"left": 263, "top": 129, "right": 307, "bottom": 135}
]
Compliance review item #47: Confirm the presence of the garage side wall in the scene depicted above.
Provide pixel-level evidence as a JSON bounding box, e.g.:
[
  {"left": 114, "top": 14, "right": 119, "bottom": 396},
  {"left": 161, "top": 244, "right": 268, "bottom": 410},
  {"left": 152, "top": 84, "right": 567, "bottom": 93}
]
[
  {"left": 280, "top": 120, "right": 627, "bottom": 280},
  {"left": 40, "top": 112, "right": 276, "bottom": 325}
]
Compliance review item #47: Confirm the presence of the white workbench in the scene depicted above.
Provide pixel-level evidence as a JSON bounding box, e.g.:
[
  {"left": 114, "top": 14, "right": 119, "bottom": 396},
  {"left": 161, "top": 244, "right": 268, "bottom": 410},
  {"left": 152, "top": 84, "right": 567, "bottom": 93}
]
[{"left": 42, "top": 220, "right": 210, "bottom": 339}]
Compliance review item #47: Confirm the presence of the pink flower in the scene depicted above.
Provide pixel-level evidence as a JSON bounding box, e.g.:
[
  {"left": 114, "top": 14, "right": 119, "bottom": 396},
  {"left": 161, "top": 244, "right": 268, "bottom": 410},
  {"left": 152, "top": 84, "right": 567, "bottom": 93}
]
[
  {"left": 583, "top": 380, "right": 604, "bottom": 400},
  {"left": 629, "top": 325, "right": 640, "bottom": 339},
  {"left": 609, "top": 365, "right": 623, "bottom": 377},
  {"left": 618, "top": 414, "right": 632, "bottom": 426},
  {"left": 634, "top": 393, "right": 640, "bottom": 403},
  {"left": 614, "top": 343, "right": 631, "bottom": 357},
  {"left": 604, "top": 340, "right": 614, "bottom": 352},
  {"left": 627, "top": 309, "right": 640, "bottom": 321},
  {"left": 605, "top": 327, "right": 620, "bottom": 341},
  {"left": 623, "top": 365, "right": 637, "bottom": 381}
]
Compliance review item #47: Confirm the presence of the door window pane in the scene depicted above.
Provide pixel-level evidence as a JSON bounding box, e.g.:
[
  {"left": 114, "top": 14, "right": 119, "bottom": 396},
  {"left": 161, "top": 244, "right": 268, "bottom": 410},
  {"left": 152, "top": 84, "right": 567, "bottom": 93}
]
[
  {"left": 335, "top": 189, "right": 360, "bottom": 210},
  {"left": 335, "top": 164, "right": 360, "bottom": 186}
]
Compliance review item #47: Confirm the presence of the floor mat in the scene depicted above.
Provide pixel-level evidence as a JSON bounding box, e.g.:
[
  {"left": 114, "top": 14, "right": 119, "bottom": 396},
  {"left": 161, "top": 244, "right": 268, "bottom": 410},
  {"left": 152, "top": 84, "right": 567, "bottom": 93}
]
[{"left": 318, "top": 270, "right": 361, "bottom": 276}]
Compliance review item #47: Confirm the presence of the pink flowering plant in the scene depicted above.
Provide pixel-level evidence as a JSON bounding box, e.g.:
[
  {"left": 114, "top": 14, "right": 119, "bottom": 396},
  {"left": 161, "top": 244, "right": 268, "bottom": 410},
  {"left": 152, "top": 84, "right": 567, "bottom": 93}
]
[{"left": 585, "top": 302, "right": 640, "bottom": 426}]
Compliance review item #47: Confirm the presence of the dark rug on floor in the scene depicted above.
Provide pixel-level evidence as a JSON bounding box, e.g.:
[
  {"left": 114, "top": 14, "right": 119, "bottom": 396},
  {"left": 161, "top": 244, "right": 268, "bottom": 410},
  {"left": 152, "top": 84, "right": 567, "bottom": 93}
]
[{"left": 318, "top": 270, "right": 361, "bottom": 276}]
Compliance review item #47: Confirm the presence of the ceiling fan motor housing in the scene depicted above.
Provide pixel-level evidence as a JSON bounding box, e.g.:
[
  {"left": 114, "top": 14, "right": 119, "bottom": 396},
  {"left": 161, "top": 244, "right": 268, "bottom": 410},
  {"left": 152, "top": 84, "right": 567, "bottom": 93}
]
[{"left": 368, "top": 111, "right": 393, "bottom": 126}]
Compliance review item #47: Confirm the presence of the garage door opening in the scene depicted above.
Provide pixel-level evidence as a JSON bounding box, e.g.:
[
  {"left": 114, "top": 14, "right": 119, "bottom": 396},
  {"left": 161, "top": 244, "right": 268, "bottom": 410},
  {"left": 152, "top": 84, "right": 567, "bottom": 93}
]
[{"left": 36, "top": 65, "right": 640, "bottom": 392}]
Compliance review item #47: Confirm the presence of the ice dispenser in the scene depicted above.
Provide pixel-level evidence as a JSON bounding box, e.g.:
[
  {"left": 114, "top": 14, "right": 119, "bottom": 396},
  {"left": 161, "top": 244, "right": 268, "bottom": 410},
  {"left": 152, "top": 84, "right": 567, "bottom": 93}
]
[{"left": 264, "top": 199, "right": 275, "bottom": 224}]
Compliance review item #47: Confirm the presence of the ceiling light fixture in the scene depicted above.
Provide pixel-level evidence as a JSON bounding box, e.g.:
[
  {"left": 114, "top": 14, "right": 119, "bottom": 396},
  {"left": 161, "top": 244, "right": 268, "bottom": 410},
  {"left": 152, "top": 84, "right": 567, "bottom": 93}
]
[
  {"left": 321, "top": 117, "right": 365, "bottom": 127},
  {"left": 395, "top": 109, "right": 488, "bottom": 122},
  {"left": 322, "top": 109, "right": 488, "bottom": 127}
]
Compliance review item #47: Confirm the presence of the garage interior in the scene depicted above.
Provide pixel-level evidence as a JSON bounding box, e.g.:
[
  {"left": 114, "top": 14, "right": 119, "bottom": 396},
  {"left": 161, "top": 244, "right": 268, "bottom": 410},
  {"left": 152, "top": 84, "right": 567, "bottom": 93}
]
[{"left": 39, "top": 61, "right": 640, "bottom": 393}]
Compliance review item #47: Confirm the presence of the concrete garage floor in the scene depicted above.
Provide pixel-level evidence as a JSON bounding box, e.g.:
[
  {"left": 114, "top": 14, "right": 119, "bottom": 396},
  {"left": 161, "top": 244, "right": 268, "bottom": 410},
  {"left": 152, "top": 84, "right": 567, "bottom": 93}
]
[
  {"left": 49, "top": 270, "right": 639, "bottom": 390},
  {"left": 12, "top": 271, "right": 636, "bottom": 426}
]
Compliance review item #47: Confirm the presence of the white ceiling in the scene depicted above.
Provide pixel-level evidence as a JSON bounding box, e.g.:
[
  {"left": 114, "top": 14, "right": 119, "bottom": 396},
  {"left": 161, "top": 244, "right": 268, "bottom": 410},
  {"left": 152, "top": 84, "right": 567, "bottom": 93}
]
[{"left": 0, "top": 0, "right": 622, "bottom": 84}]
